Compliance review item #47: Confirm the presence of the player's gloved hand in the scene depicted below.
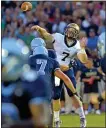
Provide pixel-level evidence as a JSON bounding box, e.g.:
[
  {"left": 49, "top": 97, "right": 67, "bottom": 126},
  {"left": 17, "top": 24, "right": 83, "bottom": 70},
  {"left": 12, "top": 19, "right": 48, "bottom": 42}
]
[{"left": 69, "top": 59, "right": 77, "bottom": 68}]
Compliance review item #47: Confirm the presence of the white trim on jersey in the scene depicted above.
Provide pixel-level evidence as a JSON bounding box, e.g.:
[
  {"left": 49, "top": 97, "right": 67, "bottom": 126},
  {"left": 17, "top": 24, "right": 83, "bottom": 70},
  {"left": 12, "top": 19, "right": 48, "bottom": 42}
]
[{"left": 55, "top": 76, "right": 60, "bottom": 87}]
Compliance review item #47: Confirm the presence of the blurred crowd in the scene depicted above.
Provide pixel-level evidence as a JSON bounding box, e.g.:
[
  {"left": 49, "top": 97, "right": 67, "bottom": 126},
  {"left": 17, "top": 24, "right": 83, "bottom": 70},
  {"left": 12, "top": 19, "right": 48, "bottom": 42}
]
[
  {"left": 1, "top": 1, "right": 106, "bottom": 127},
  {"left": 2, "top": 1, "right": 105, "bottom": 47}
]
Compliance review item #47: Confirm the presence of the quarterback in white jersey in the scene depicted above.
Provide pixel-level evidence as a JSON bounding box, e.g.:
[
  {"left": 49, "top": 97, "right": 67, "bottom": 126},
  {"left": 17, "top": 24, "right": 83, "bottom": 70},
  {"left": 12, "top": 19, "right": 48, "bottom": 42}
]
[
  {"left": 52, "top": 33, "right": 83, "bottom": 66},
  {"left": 31, "top": 23, "right": 87, "bottom": 128}
]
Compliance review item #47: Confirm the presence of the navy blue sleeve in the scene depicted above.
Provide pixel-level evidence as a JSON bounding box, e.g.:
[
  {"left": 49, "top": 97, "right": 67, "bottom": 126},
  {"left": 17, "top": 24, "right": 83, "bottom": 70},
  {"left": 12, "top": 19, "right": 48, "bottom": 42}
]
[
  {"left": 48, "top": 49, "right": 57, "bottom": 59},
  {"left": 53, "top": 59, "right": 60, "bottom": 71}
]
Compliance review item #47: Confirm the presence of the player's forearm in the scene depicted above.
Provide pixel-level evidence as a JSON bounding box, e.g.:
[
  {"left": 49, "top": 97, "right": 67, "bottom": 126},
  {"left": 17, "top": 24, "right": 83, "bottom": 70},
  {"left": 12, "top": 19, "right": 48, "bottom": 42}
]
[
  {"left": 77, "top": 49, "right": 88, "bottom": 64},
  {"left": 38, "top": 27, "right": 52, "bottom": 40},
  {"left": 31, "top": 25, "right": 53, "bottom": 49},
  {"left": 63, "top": 77, "right": 77, "bottom": 93},
  {"left": 55, "top": 69, "right": 77, "bottom": 93}
]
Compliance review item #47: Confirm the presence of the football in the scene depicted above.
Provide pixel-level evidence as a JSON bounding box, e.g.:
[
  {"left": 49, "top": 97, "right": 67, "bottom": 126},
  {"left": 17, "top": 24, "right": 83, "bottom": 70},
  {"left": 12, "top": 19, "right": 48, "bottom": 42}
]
[{"left": 21, "top": 2, "right": 32, "bottom": 11}]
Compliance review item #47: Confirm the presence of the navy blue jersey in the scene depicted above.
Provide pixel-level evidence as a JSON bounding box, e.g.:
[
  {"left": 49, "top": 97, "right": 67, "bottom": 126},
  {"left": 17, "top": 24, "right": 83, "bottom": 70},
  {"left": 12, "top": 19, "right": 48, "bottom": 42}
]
[
  {"left": 29, "top": 54, "right": 59, "bottom": 75},
  {"left": 22, "top": 54, "right": 59, "bottom": 101},
  {"left": 48, "top": 49, "right": 57, "bottom": 59},
  {"left": 48, "top": 49, "right": 57, "bottom": 86}
]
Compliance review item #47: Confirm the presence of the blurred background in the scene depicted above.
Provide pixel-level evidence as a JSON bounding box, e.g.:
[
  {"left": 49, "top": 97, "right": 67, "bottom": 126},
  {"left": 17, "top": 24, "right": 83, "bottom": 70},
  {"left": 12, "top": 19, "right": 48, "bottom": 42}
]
[{"left": 1, "top": 1, "right": 106, "bottom": 127}]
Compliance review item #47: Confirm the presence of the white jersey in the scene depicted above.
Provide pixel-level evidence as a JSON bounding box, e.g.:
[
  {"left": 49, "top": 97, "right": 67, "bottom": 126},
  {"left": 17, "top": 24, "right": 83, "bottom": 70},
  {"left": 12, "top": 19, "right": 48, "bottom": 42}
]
[{"left": 52, "top": 33, "right": 82, "bottom": 66}]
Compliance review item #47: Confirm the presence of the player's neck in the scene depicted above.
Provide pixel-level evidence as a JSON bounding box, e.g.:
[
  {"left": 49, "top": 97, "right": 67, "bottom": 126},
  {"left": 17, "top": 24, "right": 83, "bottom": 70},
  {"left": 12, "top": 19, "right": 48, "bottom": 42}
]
[
  {"left": 64, "top": 36, "right": 77, "bottom": 47},
  {"left": 66, "top": 38, "right": 74, "bottom": 45}
]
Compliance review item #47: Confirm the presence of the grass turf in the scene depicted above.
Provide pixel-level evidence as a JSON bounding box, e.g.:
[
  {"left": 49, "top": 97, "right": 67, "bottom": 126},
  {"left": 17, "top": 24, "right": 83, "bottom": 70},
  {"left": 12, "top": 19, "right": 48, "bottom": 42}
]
[{"left": 60, "top": 113, "right": 105, "bottom": 127}]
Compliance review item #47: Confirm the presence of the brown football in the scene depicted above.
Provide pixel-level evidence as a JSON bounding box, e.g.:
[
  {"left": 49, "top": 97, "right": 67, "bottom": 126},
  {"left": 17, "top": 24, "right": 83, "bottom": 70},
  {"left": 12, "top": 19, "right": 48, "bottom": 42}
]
[{"left": 21, "top": 2, "right": 32, "bottom": 11}]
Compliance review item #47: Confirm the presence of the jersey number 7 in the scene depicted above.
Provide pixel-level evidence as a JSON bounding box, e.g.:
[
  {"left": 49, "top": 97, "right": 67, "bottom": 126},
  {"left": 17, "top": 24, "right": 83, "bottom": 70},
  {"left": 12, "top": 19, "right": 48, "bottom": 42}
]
[
  {"left": 36, "top": 59, "right": 47, "bottom": 74},
  {"left": 62, "top": 52, "right": 70, "bottom": 61}
]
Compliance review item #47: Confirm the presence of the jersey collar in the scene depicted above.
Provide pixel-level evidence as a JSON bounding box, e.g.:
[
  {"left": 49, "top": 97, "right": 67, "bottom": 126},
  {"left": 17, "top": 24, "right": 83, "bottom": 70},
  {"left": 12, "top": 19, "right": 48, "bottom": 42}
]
[{"left": 64, "top": 36, "right": 77, "bottom": 47}]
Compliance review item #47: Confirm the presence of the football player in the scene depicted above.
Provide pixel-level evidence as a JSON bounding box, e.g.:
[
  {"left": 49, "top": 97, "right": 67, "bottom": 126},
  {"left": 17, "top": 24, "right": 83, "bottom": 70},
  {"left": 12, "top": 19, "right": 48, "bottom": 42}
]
[
  {"left": 27, "top": 38, "right": 81, "bottom": 128},
  {"left": 90, "top": 32, "right": 106, "bottom": 104},
  {"left": 31, "top": 23, "right": 88, "bottom": 128},
  {"left": 90, "top": 56, "right": 106, "bottom": 104}
]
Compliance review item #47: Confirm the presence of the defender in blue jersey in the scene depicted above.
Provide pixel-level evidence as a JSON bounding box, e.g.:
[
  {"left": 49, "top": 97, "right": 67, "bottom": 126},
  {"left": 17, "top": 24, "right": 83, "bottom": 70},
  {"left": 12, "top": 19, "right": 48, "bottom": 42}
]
[
  {"left": 26, "top": 54, "right": 59, "bottom": 102},
  {"left": 25, "top": 38, "right": 79, "bottom": 128}
]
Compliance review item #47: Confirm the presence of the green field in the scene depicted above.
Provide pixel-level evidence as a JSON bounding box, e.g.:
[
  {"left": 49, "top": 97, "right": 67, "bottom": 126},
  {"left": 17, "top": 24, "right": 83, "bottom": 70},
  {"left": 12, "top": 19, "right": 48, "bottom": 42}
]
[{"left": 60, "top": 113, "right": 105, "bottom": 127}]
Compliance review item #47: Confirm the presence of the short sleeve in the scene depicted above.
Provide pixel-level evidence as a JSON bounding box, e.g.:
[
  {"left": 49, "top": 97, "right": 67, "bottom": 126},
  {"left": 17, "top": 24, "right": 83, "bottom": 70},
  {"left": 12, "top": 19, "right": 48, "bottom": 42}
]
[
  {"left": 53, "top": 59, "right": 60, "bottom": 71},
  {"left": 52, "top": 33, "right": 63, "bottom": 42}
]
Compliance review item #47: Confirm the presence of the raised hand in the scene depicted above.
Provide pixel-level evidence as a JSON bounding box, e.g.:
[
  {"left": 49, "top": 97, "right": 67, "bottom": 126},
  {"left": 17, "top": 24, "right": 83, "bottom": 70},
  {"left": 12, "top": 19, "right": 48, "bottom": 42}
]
[
  {"left": 80, "top": 37, "right": 88, "bottom": 48},
  {"left": 31, "top": 25, "right": 40, "bottom": 31}
]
